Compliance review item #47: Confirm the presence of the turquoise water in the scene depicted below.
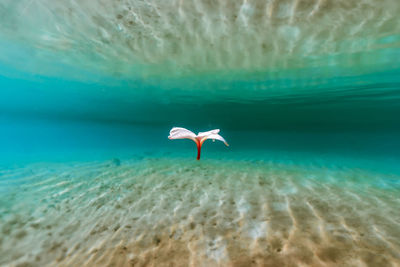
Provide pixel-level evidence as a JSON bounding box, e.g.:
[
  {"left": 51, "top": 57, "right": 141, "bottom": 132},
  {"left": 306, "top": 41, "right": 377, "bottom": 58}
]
[{"left": 1, "top": 0, "right": 400, "bottom": 266}]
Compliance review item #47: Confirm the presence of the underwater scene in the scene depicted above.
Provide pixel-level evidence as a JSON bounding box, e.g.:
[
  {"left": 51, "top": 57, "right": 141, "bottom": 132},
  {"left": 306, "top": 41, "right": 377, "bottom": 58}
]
[{"left": 1, "top": 0, "right": 400, "bottom": 266}]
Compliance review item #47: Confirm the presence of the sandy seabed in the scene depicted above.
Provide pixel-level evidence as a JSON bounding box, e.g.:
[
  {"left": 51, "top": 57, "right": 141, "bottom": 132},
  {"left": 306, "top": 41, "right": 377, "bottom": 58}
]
[{"left": 0, "top": 157, "right": 399, "bottom": 267}]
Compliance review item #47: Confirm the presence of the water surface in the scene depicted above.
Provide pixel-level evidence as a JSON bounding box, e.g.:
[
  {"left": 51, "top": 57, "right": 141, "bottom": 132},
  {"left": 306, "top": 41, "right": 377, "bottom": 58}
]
[{"left": 1, "top": 0, "right": 400, "bottom": 266}]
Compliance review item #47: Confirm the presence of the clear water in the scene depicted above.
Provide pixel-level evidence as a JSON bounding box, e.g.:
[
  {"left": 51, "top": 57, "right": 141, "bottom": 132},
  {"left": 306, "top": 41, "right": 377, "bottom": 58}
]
[{"left": 1, "top": 0, "right": 400, "bottom": 266}]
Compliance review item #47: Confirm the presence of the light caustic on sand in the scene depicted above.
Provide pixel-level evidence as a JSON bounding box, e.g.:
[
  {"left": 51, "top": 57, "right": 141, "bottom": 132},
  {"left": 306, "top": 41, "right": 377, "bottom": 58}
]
[{"left": 0, "top": 158, "right": 399, "bottom": 266}]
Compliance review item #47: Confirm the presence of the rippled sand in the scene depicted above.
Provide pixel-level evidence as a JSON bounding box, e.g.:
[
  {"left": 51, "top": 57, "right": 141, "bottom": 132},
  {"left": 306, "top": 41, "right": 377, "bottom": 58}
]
[{"left": 1, "top": 157, "right": 399, "bottom": 266}]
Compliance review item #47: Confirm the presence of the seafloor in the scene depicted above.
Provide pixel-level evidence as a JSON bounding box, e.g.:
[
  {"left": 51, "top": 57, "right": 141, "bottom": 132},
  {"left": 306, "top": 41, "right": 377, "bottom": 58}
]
[{"left": 1, "top": 156, "right": 399, "bottom": 267}]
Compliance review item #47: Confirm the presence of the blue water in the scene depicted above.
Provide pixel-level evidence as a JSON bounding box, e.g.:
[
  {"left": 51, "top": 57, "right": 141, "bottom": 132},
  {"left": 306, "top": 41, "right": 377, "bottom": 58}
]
[
  {"left": 1, "top": 69, "right": 400, "bottom": 166},
  {"left": 1, "top": 0, "right": 400, "bottom": 265}
]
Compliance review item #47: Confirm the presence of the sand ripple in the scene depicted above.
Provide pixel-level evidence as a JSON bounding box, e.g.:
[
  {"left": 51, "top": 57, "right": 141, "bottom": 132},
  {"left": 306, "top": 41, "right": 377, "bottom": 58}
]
[{"left": 1, "top": 158, "right": 400, "bottom": 266}]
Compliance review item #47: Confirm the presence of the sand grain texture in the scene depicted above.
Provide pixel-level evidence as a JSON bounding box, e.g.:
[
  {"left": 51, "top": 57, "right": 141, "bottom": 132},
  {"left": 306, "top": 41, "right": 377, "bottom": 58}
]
[{"left": 1, "top": 158, "right": 400, "bottom": 267}]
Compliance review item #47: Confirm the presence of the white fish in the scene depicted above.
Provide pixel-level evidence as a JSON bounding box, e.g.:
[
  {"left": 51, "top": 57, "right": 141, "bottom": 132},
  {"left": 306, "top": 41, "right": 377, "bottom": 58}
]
[{"left": 168, "top": 127, "right": 229, "bottom": 160}]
